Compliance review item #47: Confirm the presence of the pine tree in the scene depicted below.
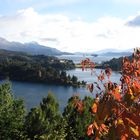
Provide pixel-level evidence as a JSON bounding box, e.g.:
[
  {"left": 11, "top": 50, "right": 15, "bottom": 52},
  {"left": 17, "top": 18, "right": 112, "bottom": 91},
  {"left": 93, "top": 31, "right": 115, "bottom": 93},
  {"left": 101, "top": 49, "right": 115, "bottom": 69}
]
[{"left": 0, "top": 82, "right": 25, "bottom": 140}]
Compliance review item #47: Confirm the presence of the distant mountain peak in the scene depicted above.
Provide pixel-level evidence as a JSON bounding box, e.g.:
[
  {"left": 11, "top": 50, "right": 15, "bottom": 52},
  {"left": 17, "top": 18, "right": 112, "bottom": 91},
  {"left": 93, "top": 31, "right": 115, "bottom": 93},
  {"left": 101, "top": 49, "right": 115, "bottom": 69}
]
[
  {"left": 0, "top": 37, "right": 71, "bottom": 56},
  {"left": 95, "top": 48, "right": 121, "bottom": 54},
  {"left": 0, "top": 37, "right": 8, "bottom": 42},
  {"left": 25, "top": 41, "right": 39, "bottom": 45},
  {"left": 94, "top": 48, "right": 133, "bottom": 55}
]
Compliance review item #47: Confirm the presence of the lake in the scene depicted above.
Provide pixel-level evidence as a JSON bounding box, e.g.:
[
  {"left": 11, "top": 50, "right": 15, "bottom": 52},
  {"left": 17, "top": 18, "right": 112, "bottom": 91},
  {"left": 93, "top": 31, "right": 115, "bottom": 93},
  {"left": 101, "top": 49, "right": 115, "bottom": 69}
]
[
  {"left": 57, "top": 54, "right": 121, "bottom": 64},
  {"left": 1, "top": 68, "right": 121, "bottom": 112}
]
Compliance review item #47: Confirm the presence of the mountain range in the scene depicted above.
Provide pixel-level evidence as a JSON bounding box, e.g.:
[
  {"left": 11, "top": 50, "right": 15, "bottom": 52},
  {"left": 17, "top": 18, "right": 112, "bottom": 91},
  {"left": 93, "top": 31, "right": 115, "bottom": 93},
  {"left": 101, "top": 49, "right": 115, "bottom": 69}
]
[
  {"left": 94, "top": 48, "right": 133, "bottom": 56},
  {"left": 0, "top": 37, "right": 133, "bottom": 57},
  {"left": 75, "top": 48, "right": 133, "bottom": 57},
  {"left": 0, "top": 37, "right": 71, "bottom": 56}
]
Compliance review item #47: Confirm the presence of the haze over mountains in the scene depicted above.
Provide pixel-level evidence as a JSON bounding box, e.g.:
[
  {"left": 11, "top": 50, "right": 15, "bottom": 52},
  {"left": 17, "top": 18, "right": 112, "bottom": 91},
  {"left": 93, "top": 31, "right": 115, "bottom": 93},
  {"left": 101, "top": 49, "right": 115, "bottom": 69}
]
[
  {"left": 0, "top": 37, "right": 71, "bottom": 56},
  {"left": 75, "top": 48, "right": 132, "bottom": 57},
  {"left": 94, "top": 48, "right": 133, "bottom": 56},
  {"left": 0, "top": 37, "right": 133, "bottom": 57}
]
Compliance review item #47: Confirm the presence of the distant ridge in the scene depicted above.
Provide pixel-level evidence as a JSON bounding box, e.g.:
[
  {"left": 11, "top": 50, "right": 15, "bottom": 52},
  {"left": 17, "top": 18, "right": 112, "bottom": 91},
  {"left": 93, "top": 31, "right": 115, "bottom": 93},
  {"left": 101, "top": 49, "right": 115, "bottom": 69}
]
[
  {"left": 74, "top": 48, "right": 132, "bottom": 57},
  {"left": 99, "top": 51, "right": 132, "bottom": 57},
  {"left": 94, "top": 48, "right": 133, "bottom": 56},
  {"left": 0, "top": 37, "right": 72, "bottom": 56}
]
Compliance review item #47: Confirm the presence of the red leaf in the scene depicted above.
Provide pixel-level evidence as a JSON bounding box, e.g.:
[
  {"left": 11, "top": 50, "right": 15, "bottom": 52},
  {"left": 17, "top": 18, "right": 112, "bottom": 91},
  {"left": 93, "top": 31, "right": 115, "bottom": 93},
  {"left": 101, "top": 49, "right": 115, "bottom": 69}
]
[
  {"left": 87, "top": 124, "right": 94, "bottom": 136},
  {"left": 87, "top": 83, "right": 94, "bottom": 93},
  {"left": 105, "top": 68, "right": 112, "bottom": 79}
]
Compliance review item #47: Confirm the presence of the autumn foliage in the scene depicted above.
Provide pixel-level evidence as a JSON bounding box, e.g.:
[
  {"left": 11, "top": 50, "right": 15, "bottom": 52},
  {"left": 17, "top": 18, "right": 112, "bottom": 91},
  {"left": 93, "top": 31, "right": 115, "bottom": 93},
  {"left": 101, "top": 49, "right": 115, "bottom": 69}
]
[
  {"left": 81, "top": 48, "right": 140, "bottom": 139},
  {"left": 0, "top": 48, "right": 140, "bottom": 140}
]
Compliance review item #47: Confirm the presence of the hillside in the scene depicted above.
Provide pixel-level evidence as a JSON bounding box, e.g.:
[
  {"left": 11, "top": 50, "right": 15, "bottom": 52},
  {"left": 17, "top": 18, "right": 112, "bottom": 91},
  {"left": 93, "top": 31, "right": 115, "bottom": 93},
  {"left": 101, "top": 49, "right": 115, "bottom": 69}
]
[
  {"left": 0, "top": 37, "right": 72, "bottom": 56},
  {"left": 101, "top": 55, "right": 132, "bottom": 71},
  {"left": 0, "top": 49, "right": 85, "bottom": 86},
  {"left": 0, "top": 49, "right": 75, "bottom": 69}
]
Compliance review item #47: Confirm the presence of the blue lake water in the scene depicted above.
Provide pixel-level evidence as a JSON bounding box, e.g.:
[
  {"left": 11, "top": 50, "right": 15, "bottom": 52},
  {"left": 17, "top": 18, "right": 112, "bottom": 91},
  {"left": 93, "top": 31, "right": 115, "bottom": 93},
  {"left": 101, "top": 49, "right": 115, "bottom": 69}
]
[
  {"left": 67, "top": 68, "right": 121, "bottom": 84},
  {"left": 1, "top": 68, "right": 121, "bottom": 112},
  {"left": 57, "top": 54, "right": 121, "bottom": 64},
  {"left": 10, "top": 81, "right": 89, "bottom": 112}
]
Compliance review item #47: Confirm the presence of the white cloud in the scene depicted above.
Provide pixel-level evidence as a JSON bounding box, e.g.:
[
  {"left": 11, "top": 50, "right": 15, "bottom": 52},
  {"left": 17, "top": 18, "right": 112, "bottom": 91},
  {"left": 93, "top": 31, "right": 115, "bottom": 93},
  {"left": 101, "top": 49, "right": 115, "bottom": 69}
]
[{"left": 0, "top": 7, "right": 140, "bottom": 52}]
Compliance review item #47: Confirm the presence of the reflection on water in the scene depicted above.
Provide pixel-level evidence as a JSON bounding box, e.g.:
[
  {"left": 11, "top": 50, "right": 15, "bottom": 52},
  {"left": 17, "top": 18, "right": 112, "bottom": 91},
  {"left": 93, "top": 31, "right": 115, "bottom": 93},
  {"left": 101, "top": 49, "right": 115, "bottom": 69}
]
[
  {"left": 9, "top": 81, "right": 92, "bottom": 112},
  {"left": 0, "top": 68, "right": 121, "bottom": 112},
  {"left": 67, "top": 68, "right": 121, "bottom": 84}
]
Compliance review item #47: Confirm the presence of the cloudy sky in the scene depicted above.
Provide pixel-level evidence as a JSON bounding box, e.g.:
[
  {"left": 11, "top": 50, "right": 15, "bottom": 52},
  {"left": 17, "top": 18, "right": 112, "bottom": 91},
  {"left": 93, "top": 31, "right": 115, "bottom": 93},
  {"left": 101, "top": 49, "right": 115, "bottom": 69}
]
[{"left": 0, "top": 0, "right": 140, "bottom": 52}]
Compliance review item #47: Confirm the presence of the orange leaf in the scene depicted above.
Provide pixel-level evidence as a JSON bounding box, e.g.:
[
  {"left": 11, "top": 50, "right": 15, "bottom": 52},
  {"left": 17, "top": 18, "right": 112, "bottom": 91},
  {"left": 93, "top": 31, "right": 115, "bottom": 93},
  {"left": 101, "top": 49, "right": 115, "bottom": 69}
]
[
  {"left": 99, "top": 123, "right": 109, "bottom": 133},
  {"left": 121, "top": 134, "right": 128, "bottom": 140},
  {"left": 112, "top": 91, "right": 121, "bottom": 101},
  {"left": 92, "top": 102, "right": 98, "bottom": 113}
]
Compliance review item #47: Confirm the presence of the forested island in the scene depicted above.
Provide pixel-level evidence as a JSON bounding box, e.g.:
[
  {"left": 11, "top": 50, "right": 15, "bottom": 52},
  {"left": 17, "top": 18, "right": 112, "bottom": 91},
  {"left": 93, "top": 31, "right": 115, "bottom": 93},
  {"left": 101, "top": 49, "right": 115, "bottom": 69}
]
[
  {"left": 0, "top": 49, "right": 86, "bottom": 86},
  {"left": 76, "top": 55, "right": 132, "bottom": 71},
  {"left": 100, "top": 55, "right": 132, "bottom": 71}
]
